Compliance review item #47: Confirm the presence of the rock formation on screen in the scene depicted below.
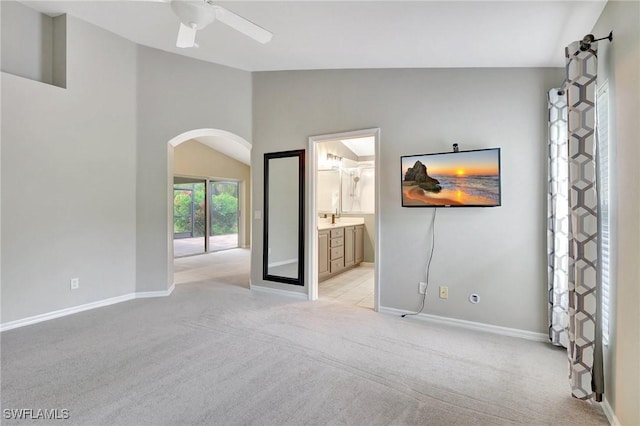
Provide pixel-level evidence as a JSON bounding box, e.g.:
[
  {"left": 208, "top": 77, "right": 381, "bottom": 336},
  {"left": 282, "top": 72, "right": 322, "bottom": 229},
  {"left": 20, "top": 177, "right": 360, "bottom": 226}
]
[{"left": 404, "top": 161, "right": 442, "bottom": 192}]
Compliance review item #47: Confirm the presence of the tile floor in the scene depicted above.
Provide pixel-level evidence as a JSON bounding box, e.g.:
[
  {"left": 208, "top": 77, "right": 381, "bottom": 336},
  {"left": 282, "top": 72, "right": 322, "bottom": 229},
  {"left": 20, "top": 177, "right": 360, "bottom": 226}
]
[
  {"left": 174, "top": 250, "right": 375, "bottom": 309},
  {"left": 319, "top": 263, "right": 375, "bottom": 309}
]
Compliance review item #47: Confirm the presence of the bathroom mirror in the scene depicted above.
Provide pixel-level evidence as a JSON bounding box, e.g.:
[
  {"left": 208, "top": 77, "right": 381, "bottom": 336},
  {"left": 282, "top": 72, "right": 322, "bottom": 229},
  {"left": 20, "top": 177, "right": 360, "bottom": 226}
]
[{"left": 263, "top": 150, "right": 305, "bottom": 285}]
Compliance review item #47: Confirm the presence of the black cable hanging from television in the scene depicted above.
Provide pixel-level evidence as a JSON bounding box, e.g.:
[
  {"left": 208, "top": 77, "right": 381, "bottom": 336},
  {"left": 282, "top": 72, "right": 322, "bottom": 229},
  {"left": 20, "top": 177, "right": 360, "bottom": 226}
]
[{"left": 401, "top": 208, "right": 437, "bottom": 318}]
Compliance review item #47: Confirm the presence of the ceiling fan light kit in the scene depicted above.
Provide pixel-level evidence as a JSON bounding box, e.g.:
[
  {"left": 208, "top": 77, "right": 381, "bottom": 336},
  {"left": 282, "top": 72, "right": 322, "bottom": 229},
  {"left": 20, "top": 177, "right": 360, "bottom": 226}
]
[{"left": 170, "top": 0, "right": 273, "bottom": 48}]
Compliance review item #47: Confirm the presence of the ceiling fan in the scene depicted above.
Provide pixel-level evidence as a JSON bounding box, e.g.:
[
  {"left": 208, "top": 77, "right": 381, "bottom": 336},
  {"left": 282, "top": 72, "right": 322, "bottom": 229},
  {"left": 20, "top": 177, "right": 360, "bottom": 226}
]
[{"left": 169, "top": 0, "right": 273, "bottom": 48}]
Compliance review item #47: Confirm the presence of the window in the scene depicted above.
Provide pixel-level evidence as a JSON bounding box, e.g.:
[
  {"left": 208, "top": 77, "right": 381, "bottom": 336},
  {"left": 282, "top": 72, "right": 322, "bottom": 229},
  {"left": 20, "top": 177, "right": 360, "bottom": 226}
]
[{"left": 596, "top": 81, "right": 611, "bottom": 344}]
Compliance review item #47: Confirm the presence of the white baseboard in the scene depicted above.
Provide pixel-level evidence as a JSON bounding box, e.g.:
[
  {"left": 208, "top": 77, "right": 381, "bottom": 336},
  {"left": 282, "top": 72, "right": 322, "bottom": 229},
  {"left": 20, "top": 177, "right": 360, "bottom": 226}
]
[
  {"left": 378, "top": 306, "right": 548, "bottom": 342},
  {"left": 136, "top": 284, "right": 175, "bottom": 298},
  {"left": 601, "top": 397, "right": 620, "bottom": 426},
  {"left": 250, "top": 284, "right": 307, "bottom": 300},
  {"left": 0, "top": 286, "right": 176, "bottom": 332}
]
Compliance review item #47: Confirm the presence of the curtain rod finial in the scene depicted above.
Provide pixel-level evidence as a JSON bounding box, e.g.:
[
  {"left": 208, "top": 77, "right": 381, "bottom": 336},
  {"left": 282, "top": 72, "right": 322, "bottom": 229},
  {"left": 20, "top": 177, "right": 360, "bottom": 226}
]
[{"left": 579, "top": 31, "right": 613, "bottom": 51}]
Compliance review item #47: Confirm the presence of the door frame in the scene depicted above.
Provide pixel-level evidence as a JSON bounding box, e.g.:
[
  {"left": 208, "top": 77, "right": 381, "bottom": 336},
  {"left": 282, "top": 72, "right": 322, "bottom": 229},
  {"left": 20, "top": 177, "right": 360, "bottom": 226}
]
[{"left": 307, "top": 128, "right": 380, "bottom": 311}]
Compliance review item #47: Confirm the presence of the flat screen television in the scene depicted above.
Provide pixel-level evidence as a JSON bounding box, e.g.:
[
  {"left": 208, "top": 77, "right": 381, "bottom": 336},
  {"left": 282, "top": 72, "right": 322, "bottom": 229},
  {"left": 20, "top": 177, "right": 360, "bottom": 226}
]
[{"left": 401, "top": 148, "right": 501, "bottom": 207}]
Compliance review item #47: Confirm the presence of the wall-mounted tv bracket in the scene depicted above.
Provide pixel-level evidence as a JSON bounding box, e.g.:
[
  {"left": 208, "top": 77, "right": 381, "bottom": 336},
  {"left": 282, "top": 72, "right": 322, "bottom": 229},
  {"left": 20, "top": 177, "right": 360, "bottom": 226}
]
[{"left": 453, "top": 143, "right": 459, "bottom": 153}]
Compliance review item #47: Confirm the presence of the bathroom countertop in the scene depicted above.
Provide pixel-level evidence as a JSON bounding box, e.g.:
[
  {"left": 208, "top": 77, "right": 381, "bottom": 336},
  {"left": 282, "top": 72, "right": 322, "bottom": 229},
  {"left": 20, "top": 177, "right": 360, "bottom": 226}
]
[{"left": 317, "top": 217, "right": 365, "bottom": 230}]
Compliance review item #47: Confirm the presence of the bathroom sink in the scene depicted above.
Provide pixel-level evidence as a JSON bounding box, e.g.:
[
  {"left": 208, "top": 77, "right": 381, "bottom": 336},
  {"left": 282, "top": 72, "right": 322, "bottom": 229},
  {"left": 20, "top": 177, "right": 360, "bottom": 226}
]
[{"left": 317, "top": 217, "right": 365, "bottom": 230}]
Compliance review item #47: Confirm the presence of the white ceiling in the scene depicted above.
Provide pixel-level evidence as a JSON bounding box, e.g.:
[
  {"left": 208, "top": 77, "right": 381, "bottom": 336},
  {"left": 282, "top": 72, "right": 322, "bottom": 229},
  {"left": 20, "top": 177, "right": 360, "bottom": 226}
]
[
  {"left": 342, "top": 136, "right": 375, "bottom": 157},
  {"left": 193, "top": 135, "right": 251, "bottom": 164},
  {"left": 24, "top": 0, "right": 608, "bottom": 72}
]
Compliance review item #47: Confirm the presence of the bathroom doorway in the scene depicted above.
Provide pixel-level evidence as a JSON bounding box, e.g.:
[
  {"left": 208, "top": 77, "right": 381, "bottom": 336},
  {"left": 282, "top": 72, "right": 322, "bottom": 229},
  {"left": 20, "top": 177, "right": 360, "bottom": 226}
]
[{"left": 308, "top": 129, "right": 380, "bottom": 310}]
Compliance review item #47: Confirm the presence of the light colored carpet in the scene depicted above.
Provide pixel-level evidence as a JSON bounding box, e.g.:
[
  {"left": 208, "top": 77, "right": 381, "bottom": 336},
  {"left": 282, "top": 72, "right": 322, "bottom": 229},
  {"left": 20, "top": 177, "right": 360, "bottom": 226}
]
[{"left": 1, "top": 249, "right": 607, "bottom": 425}]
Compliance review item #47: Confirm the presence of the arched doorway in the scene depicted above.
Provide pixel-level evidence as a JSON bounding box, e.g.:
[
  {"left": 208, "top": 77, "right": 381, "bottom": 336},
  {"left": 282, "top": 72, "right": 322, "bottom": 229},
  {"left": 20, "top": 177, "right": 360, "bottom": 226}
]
[{"left": 167, "top": 128, "right": 252, "bottom": 285}]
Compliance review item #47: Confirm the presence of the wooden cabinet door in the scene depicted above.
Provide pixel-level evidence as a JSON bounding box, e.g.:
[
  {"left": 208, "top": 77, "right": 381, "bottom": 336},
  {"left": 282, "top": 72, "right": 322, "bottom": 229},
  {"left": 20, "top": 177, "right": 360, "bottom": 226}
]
[
  {"left": 355, "top": 225, "right": 364, "bottom": 264},
  {"left": 318, "top": 230, "right": 330, "bottom": 276},
  {"left": 344, "top": 226, "right": 355, "bottom": 267}
]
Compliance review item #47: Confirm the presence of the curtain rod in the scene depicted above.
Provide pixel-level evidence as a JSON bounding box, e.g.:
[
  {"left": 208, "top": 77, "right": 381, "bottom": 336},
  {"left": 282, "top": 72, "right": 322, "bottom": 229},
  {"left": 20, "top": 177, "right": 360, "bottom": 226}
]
[
  {"left": 579, "top": 31, "right": 613, "bottom": 52},
  {"left": 556, "top": 31, "right": 613, "bottom": 95}
]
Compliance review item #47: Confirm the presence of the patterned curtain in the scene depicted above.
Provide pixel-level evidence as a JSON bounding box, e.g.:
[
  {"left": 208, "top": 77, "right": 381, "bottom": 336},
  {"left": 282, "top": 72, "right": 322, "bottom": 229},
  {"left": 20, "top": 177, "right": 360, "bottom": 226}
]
[
  {"left": 548, "top": 41, "right": 605, "bottom": 401},
  {"left": 547, "top": 89, "right": 569, "bottom": 348},
  {"left": 564, "top": 41, "right": 604, "bottom": 401}
]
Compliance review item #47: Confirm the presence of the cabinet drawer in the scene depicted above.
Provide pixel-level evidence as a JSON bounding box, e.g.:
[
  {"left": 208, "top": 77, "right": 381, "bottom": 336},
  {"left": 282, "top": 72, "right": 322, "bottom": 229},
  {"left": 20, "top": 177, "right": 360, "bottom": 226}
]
[
  {"left": 330, "top": 228, "right": 344, "bottom": 238},
  {"left": 330, "top": 246, "right": 344, "bottom": 260},
  {"left": 330, "top": 238, "right": 343, "bottom": 248},
  {"left": 330, "top": 258, "right": 344, "bottom": 272}
]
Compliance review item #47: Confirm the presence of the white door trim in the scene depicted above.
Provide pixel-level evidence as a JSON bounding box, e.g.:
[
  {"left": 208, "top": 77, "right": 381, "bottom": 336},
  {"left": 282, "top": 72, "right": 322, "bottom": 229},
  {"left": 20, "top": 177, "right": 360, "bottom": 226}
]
[{"left": 307, "top": 128, "right": 380, "bottom": 311}]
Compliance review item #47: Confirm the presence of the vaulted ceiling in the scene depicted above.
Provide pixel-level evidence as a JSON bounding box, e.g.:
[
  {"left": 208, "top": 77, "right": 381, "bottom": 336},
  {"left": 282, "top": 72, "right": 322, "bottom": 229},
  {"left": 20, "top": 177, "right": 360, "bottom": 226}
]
[{"left": 24, "top": 0, "right": 607, "bottom": 72}]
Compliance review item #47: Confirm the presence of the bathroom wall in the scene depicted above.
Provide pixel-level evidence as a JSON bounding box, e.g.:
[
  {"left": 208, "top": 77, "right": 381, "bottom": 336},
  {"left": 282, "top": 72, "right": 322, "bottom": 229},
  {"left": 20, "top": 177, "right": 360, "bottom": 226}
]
[
  {"left": 317, "top": 140, "right": 358, "bottom": 167},
  {"left": 317, "top": 170, "right": 340, "bottom": 213},
  {"left": 341, "top": 162, "right": 374, "bottom": 214},
  {"left": 316, "top": 141, "right": 375, "bottom": 262},
  {"left": 316, "top": 140, "right": 375, "bottom": 216}
]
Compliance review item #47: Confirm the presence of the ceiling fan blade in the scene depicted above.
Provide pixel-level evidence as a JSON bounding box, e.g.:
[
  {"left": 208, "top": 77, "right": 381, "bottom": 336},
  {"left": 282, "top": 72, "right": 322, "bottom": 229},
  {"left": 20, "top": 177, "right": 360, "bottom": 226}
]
[
  {"left": 176, "top": 22, "right": 197, "bottom": 48},
  {"left": 214, "top": 6, "right": 273, "bottom": 44}
]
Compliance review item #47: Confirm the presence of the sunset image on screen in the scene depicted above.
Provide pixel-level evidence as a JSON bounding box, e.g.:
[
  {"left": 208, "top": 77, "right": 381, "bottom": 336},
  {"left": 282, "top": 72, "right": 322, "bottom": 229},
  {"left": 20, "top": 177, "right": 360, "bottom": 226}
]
[{"left": 401, "top": 149, "right": 501, "bottom": 207}]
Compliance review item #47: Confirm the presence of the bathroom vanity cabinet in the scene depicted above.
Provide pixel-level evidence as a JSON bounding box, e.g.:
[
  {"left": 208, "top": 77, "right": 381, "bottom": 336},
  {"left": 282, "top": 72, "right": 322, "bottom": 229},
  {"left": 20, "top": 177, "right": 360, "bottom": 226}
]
[{"left": 318, "top": 224, "right": 364, "bottom": 282}]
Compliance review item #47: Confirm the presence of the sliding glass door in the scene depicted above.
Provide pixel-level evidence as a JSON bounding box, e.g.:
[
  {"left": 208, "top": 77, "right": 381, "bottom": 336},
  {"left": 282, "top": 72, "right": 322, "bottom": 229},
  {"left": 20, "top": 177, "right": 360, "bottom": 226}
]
[
  {"left": 173, "top": 177, "right": 240, "bottom": 257},
  {"left": 173, "top": 178, "right": 206, "bottom": 257},
  {"left": 209, "top": 181, "right": 239, "bottom": 252}
]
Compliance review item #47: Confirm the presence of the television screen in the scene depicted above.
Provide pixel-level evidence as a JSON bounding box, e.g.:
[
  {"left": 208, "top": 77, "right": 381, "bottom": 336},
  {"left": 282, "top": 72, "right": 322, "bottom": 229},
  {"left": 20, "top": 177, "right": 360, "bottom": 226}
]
[{"left": 401, "top": 148, "right": 501, "bottom": 207}]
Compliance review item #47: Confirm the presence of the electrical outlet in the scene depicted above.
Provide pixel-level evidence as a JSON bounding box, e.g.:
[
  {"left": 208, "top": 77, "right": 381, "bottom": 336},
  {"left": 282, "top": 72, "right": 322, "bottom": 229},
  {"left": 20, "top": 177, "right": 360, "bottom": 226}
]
[
  {"left": 70, "top": 278, "right": 79, "bottom": 290},
  {"left": 439, "top": 286, "right": 448, "bottom": 299},
  {"left": 419, "top": 282, "right": 427, "bottom": 294}
]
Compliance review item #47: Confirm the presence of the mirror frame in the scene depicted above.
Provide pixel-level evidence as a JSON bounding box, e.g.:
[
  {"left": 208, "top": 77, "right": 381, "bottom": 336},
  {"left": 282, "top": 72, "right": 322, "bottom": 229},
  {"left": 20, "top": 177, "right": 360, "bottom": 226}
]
[{"left": 263, "top": 149, "right": 305, "bottom": 286}]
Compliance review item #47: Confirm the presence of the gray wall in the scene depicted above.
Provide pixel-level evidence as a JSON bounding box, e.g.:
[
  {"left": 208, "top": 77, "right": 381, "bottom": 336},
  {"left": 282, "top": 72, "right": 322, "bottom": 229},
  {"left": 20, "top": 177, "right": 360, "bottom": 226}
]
[
  {"left": 1, "top": 1, "right": 52, "bottom": 83},
  {"left": 252, "top": 68, "right": 563, "bottom": 329},
  {"left": 136, "top": 46, "right": 252, "bottom": 292},
  {"left": 0, "top": 1, "right": 65, "bottom": 87},
  {"left": 1, "top": 15, "right": 137, "bottom": 323},
  {"left": 592, "top": 1, "right": 640, "bottom": 424},
  {"left": 1, "top": 15, "right": 253, "bottom": 324}
]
